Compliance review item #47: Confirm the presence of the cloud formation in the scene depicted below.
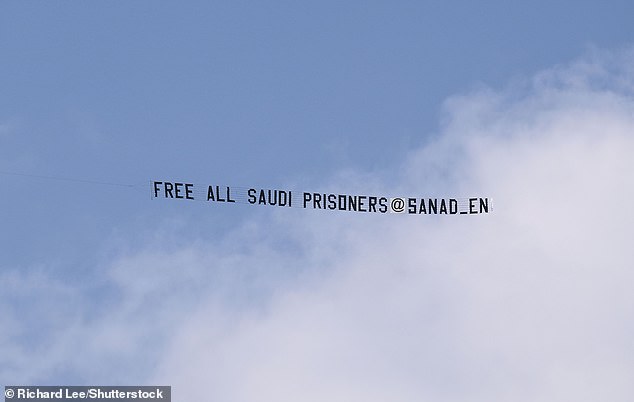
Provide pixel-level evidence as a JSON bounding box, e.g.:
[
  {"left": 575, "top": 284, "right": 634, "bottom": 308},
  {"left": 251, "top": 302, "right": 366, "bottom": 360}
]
[
  {"left": 152, "top": 47, "right": 634, "bottom": 401},
  {"left": 3, "top": 47, "right": 634, "bottom": 401}
]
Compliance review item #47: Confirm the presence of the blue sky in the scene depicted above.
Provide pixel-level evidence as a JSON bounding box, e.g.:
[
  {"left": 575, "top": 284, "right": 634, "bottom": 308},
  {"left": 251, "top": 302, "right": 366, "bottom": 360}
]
[
  {"left": 2, "top": 2, "right": 634, "bottom": 400},
  {"left": 2, "top": 0, "right": 633, "bottom": 265}
]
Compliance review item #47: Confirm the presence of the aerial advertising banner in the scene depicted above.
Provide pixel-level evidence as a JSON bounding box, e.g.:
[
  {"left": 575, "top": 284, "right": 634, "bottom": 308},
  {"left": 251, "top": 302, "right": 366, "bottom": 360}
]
[{"left": 151, "top": 180, "right": 491, "bottom": 216}]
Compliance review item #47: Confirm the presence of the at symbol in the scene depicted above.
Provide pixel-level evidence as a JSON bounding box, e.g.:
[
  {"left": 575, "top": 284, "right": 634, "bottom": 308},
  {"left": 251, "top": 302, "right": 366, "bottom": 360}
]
[{"left": 390, "top": 198, "right": 405, "bottom": 213}]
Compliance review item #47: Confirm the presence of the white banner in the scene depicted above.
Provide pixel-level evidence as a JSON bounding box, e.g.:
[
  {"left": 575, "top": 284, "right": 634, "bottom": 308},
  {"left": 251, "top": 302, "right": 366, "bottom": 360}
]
[{"left": 151, "top": 180, "right": 491, "bottom": 215}]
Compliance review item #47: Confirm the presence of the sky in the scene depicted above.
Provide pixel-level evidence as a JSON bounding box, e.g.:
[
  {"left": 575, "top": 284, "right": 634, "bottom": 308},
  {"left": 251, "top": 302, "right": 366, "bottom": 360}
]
[{"left": 1, "top": 1, "right": 634, "bottom": 401}]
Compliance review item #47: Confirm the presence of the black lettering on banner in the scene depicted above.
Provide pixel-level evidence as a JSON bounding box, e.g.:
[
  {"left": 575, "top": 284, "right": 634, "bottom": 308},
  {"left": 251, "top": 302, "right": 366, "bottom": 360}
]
[
  {"left": 164, "top": 182, "right": 174, "bottom": 198},
  {"left": 428, "top": 198, "right": 437, "bottom": 214},
  {"left": 348, "top": 195, "right": 357, "bottom": 212},
  {"left": 217, "top": 187, "right": 225, "bottom": 202},
  {"left": 378, "top": 197, "right": 388, "bottom": 213},
  {"left": 450, "top": 198, "right": 457, "bottom": 214},
  {"left": 439, "top": 199, "right": 448, "bottom": 214},
  {"left": 418, "top": 199, "right": 427, "bottom": 214},
  {"left": 152, "top": 181, "right": 192, "bottom": 200},
  {"left": 151, "top": 181, "right": 489, "bottom": 216},
  {"left": 390, "top": 198, "right": 405, "bottom": 213},
  {"left": 407, "top": 198, "right": 460, "bottom": 214},
  {"left": 278, "top": 190, "right": 288, "bottom": 207},
  {"left": 313, "top": 193, "right": 323, "bottom": 209},
  {"left": 207, "top": 185, "right": 234, "bottom": 202},
  {"left": 303, "top": 192, "right": 311, "bottom": 208},
  {"left": 174, "top": 182, "right": 184, "bottom": 199},
  {"left": 338, "top": 194, "right": 347, "bottom": 211},
  {"left": 328, "top": 194, "right": 337, "bottom": 210},
  {"left": 358, "top": 195, "right": 366, "bottom": 212},
  {"left": 153, "top": 181, "right": 162, "bottom": 198},
  {"left": 368, "top": 196, "right": 377, "bottom": 212},
  {"left": 480, "top": 198, "right": 489, "bottom": 213},
  {"left": 252, "top": 189, "right": 292, "bottom": 207},
  {"left": 185, "top": 183, "right": 194, "bottom": 200},
  {"left": 258, "top": 189, "right": 269, "bottom": 205},
  {"left": 408, "top": 198, "right": 416, "bottom": 214}
]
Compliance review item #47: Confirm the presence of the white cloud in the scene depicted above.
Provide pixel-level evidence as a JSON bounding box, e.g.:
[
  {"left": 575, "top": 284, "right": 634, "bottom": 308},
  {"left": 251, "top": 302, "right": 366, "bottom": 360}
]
[
  {"left": 3, "top": 47, "right": 634, "bottom": 400},
  {"left": 151, "top": 48, "right": 634, "bottom": 401}
]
